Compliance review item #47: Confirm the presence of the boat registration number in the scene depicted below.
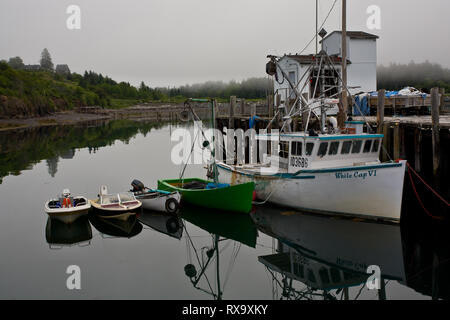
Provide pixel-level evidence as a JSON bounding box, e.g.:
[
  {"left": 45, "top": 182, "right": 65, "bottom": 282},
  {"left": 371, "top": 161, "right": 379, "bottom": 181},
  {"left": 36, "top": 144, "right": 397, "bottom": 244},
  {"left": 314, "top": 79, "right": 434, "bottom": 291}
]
[{"left": 290, "top": 156, "right": 309, "bottom": 168}]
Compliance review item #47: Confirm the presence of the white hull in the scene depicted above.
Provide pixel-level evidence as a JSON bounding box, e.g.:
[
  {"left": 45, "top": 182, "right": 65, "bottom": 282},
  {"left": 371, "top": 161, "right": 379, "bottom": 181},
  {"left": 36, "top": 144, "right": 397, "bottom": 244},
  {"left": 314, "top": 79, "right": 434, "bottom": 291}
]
[
  {"left": 137, "top": 192, "right": 181, "bottom": 213},
  {"left": 44, "top": 197, "right": 91, "bottom": 224},
  {"left": 218, "top": 161, "right": 407, "bottom": 222}
]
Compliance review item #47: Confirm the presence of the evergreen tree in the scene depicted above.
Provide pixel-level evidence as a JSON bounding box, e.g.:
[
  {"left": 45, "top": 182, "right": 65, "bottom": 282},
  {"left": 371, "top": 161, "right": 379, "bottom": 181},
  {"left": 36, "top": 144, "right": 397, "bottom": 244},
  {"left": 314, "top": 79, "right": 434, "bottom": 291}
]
[
  {"left": 40, "top": 48, "right": 54, "bottom": 71},
  {"left": 8, "top": 56, "right": 25, "bottom": 69}
]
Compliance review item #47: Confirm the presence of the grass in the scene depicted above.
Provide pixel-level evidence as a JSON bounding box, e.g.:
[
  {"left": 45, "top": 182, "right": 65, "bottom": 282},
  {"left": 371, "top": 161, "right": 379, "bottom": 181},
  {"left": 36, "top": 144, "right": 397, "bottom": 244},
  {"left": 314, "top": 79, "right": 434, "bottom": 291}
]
[{"left": 109, "top": 98, "right": 143, "bottom": 109}]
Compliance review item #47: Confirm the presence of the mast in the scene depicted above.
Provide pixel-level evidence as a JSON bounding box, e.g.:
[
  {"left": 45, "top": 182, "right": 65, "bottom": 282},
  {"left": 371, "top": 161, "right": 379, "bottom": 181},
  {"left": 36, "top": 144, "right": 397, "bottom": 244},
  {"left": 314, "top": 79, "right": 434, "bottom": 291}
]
[
  {"left": 340, "top": 0, "right": 348, "bottom": 124},
  {"left": 315, "top": 0, "right": 319, "bottom": 55}
]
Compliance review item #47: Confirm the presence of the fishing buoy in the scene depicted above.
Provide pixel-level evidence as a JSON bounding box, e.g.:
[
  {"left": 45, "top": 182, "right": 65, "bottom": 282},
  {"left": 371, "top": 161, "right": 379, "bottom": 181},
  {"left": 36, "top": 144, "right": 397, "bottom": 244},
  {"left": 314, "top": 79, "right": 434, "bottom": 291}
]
[{"left": 252, "top": 191, "right": 257, "bottom": 201}]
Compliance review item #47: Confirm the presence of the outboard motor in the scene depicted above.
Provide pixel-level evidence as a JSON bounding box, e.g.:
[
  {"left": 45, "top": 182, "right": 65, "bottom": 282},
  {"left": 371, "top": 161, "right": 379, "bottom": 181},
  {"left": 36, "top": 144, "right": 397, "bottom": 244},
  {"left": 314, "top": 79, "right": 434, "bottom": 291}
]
[{"left": 131, "top": 179, "right": 145, "bottom": 192}]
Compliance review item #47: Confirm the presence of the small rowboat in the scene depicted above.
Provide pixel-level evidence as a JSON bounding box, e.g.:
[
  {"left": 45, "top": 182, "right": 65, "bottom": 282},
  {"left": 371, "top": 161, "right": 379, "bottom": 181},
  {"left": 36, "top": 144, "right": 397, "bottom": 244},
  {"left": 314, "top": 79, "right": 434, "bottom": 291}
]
[
  {"left": 130, "top": 179, "right": 181, "bottom": 214},
  {"left": 44, "top": 189, "right": 91, "bottom": 224},
  {"left": 158, "top": 178, "right": 255, "bottom": 213},
  {"left": 90, "top": 185, "right": 142, "bottom": 221}
]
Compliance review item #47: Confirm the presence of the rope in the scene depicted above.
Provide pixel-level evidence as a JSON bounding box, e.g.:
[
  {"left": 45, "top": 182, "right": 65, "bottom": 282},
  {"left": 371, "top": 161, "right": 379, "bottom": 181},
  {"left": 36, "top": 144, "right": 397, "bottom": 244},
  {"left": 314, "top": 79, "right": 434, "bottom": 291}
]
[
  {"left": 406, "top": 163, "right": 447, "bottom": 220},
  {"left": 407, "top": 163, "right": 449, "bottom": 207}
]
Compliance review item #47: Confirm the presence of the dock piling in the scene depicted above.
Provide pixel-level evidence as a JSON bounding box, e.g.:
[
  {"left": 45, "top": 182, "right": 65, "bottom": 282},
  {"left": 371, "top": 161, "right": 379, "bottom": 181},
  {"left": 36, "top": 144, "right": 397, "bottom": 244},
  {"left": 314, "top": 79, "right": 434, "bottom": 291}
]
[{"left": 431, "top": 87, "right": 440, "bottom": 176}]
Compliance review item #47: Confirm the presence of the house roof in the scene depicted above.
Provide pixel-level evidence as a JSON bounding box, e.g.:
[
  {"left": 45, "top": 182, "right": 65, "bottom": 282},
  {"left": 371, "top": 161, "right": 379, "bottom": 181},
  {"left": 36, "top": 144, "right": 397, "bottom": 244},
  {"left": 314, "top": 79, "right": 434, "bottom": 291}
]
[
  {"left": 320, "top": 31, "right": 379, "bottom": 43},
  {"left": 283, "top": 54, "right": 351, "bottom": 65}
]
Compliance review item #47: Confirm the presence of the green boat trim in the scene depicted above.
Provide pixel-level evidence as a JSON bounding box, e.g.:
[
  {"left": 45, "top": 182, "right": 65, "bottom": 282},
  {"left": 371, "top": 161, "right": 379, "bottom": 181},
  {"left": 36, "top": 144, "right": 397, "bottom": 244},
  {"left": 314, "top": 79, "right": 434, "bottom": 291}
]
[{"left": 157, "top": 178, "right": 255, "bottom": 213}]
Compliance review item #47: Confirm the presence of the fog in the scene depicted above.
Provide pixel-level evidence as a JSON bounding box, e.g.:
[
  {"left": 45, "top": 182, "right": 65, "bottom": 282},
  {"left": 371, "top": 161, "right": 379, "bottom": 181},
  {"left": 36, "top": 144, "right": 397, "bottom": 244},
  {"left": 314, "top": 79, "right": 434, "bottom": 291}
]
[{"left": 1, "top": 0, "right": 449, "bottom": 87}]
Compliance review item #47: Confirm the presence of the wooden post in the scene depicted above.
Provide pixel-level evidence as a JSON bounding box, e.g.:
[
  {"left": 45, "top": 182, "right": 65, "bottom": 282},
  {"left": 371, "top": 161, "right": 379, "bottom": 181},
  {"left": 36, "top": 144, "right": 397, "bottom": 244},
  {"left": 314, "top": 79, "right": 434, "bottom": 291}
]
[
  {"left": 414, "top": 127, "right": 422, "bottom": 172},
  {"left": 439, "top": 88, "right": 445, "bottom": 113},
  {"left": 240, "top": 98, "right": 245, "bottom": 116},
  {"left": 229, "top": 96, "right": 236, "bottom": 129},
  {"left": 268, "top": 94, "right": 274, "bottom": 118},
  {"left": 377, "top": 89, "right": 385, "bottom": 134},
  {"left": 382, "top": 122, "right": 390, "bottom": 162},
  {"left": 393, "top": 122, "right": 400, "bottom": 160},
  {"left": 431, "top": 87, "right": 440, "bottom": 176}
]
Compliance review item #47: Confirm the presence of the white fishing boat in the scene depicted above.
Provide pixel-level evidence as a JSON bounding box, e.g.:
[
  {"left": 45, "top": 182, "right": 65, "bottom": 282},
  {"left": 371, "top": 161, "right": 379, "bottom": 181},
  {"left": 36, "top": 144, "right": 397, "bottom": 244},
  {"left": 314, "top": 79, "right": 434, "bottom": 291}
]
[
  {"left": 90, "top": 185, "right": 142, "bottom": 221},
  {"left": 44, "top": 189, "right": 91, "bottom": 224},
  {"left": 216, "top": 51, "right": 407, "bottom": 223},
  {"left": 130, "top": 179, "right": 181, "bottom": 214}
]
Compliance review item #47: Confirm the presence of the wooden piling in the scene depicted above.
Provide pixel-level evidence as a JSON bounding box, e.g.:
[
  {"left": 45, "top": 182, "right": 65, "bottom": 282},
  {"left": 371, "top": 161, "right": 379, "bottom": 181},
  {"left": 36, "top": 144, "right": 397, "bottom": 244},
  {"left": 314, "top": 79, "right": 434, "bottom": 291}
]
[
  {"left": 382, "top": 122, "right": 390, "bottom": 162},
  {"left": 377, "top": 89, "right": 385, "bottom": 134},
  {"left": 268, "top": 95, "right": 274, "bottom": 118},
  {"left": 431, "top": 87, "right": 440, "bottom": 176},
  {"left": 439, "top": 88, "right": 445, "bottom": 113},
  {"left": 239, "top": 98, "right": 245, "bottom": 116},
  {"left": 393, "top": 122, "right": 400, "bottom": 160},
  {"left": 414, "top": 127, "right": 422, "bottom": 172},
  {"left": 229, "top": 96, "right": 236, "bottom": 129}
]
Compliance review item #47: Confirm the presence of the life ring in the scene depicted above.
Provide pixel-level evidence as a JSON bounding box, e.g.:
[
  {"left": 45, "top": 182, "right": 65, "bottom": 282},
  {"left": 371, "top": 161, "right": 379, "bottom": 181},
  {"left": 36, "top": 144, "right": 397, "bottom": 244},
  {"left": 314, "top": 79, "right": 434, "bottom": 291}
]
[{"left": 165, "top": 197, "right": 179, "bottom": 214}]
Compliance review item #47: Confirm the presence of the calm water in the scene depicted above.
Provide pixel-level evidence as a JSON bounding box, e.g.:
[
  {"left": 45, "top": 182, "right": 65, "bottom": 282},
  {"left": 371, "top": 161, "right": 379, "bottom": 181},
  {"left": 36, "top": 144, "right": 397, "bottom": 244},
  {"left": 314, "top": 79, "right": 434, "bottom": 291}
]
[{"left": 0, "top": 120, "right": 447, "bottom": 300}]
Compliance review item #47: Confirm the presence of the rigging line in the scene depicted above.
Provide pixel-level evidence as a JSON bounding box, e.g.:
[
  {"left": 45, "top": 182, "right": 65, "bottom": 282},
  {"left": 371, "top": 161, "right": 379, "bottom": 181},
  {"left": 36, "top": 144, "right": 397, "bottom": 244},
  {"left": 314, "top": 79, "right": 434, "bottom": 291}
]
[{"left": 298, "top": 0, "right": 339, "bottom": 56}]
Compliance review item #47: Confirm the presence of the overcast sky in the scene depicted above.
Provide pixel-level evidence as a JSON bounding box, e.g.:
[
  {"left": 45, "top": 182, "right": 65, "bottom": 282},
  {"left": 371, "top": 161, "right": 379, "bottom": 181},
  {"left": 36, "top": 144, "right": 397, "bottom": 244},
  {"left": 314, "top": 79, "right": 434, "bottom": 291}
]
[{"left": 1, "top": 0, "right": 449, "bottom": 87}]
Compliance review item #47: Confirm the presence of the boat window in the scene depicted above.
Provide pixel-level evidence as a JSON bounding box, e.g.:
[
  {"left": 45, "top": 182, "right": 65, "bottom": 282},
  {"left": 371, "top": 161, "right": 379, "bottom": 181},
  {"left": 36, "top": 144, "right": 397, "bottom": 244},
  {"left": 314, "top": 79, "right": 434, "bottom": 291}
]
[
  {"left": 317, "top": 142, "right": 328, "bottom": 157},
  {"left": 372, "top": 139, "right": 380, "bottom": 153},
  {"left": 307, "top": 269, "right": 316, "bottom": 283},
  {"left": 291, "top": 141, "right": 303, "bottom": 156},
  {"left": 351, "top": 140, "right": 363, "bottom": 154},
  {"left": 102, "top": 195, "right": 119, "bottom": 205},
  {"left": 363, "top": 140, "right": 373, "bottom": 153},
  {"left": 319, "top": 268, "right": 330, "bottom": 285},
  {"left": 328, "top": 142, "right": 339, "bottom": 155},
  {"left": 341, "top": 141, "right": 352, "bottom": 154},
  {"left": 306, "top": 143, "right": 314, "bottom": 156},
  {"left": 279, "top": 141, "right": 289, "bottom": 159},
  {"left": 330, "top": 268, "right": 341, "bottom": 283}
]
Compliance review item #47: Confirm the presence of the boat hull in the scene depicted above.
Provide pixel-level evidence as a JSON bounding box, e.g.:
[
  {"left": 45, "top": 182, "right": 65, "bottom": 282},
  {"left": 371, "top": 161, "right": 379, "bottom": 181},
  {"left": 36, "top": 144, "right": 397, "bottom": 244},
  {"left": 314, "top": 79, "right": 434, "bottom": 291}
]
[
  {"left": 44, "top": 197, "right": 91, "bottom": 224},
  {"left": 157, "top": 178, "right": 255, "bottom": 213},
  {"left": 217, "top": 161, "right": 407, "bottom": 222},
  {"left": 135, "top": 191, "right": 181, "bottom": 213},
  {"left": 90, "top": 200, "right": 141, "bottom": 221}
]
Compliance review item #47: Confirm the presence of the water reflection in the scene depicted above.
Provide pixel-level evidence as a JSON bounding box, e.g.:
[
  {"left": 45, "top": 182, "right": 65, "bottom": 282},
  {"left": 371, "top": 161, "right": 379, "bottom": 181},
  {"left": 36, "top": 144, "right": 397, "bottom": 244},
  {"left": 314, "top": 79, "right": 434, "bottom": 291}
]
[
  {"left": 138, "top": 210, "right": 183, "bottom": 240},
  {"left": 0, "top": 120, "right": 167, "bottom": 183},
  {"left": 45, "top": 216, "right": 92, "bottom": 249},
  {"left": 251, "top": 206, "right": 405, "bottom": 300},
  {"left": 89, "top": 214, "right": 143, "bottom": 239},
  {"left": 179, "top": 205, "right": 258, "bottom": 299}
]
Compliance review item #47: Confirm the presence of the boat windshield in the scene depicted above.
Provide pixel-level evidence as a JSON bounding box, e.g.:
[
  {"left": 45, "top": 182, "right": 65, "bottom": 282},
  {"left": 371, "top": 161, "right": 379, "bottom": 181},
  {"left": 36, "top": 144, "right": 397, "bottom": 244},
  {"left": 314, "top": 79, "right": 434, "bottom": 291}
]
[
  {"left": 101, "top": 194, "right": 120, "bottom": 205},
  {"left": 119, "top": 193, "right": 135, "bottom": 202}
]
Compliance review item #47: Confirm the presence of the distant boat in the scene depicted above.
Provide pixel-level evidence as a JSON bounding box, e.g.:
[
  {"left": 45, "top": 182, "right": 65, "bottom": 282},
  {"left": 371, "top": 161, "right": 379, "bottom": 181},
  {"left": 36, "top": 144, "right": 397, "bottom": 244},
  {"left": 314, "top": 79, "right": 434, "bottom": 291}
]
[
  {"left": 158, "top": 178, "right": 255, "bottom": 214},
  {"left": 44, "top": 189, "right": 91, "bottom": 224},
  {"left": 130, "top": 179, "right": 181, "bottom": 214},
  {"left": 90, "top": 185, "right": 142, "bottom": 221}
]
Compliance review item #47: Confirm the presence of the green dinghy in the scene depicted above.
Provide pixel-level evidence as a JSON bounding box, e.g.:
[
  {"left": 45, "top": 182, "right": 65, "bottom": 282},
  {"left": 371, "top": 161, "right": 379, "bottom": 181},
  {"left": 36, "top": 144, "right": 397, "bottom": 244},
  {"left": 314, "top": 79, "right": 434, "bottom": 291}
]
[
  {"left": 160, "top": 98, "right": 255, "bottom": 213},
  {"left": 157, "top": 178, "right": 255, "bottom": 213}
]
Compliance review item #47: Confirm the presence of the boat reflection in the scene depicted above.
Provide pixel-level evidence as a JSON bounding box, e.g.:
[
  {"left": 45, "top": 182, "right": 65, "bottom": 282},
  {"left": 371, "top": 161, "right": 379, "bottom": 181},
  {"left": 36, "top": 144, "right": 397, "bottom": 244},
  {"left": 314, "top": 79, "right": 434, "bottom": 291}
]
[
  {"left": 179, "top": 205, "right": 258, "bottom": 299},
  {"left": 89, "top": 214, "right": 143, "bottom": 239},
  {"left": 138, "top": 210, "right": 183, "bottom": 240},
  {"left": 45, "top": 215, "right": 92, "bottom": 249},
  {"left": 251, "top": 206, "right": 405, "bottom": 300}
]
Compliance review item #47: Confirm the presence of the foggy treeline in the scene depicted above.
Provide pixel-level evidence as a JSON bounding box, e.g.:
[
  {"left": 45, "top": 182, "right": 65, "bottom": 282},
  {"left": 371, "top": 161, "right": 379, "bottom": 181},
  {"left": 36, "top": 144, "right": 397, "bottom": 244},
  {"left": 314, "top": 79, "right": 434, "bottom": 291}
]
[
  {"left": 377, "top": 61, "right": 450, "bottom": 92},
  {"left": 157, "top": 77, "right": 273, "bottom": 100}
]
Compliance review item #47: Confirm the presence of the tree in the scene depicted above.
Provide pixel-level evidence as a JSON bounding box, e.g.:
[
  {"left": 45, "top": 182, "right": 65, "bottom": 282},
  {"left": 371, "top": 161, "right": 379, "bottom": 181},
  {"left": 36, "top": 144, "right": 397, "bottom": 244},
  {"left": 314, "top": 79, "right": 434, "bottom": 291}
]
[
  {"left": 8, "top": 56, "right": 25, "bottom": 69},
  {"left": 40, "top": 48, "right": 54, "bottom": 71}
]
